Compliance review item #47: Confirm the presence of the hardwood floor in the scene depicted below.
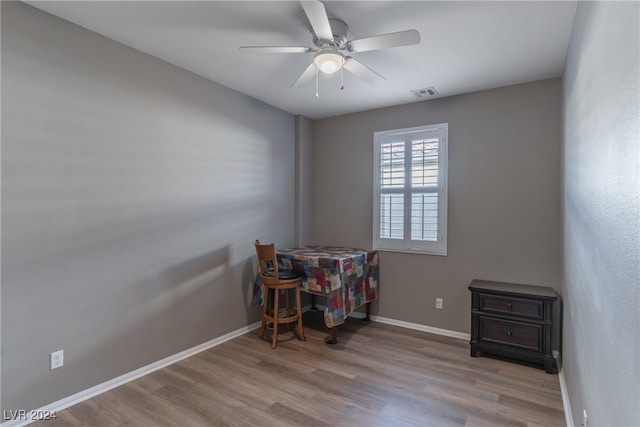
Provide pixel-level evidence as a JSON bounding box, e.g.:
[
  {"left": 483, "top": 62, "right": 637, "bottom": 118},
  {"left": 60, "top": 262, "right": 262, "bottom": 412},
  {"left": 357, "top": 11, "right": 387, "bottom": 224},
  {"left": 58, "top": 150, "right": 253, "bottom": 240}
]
[{"left": 32, "top": 312, "right": 565, "bottom": 426}]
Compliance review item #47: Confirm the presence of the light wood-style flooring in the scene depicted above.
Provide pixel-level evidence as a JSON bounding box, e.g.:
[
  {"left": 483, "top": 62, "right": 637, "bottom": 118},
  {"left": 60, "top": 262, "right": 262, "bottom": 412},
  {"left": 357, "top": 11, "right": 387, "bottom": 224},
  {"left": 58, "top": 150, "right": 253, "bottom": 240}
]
[{"left": 33, "top": 312, "right": 565, "bottom": 426}]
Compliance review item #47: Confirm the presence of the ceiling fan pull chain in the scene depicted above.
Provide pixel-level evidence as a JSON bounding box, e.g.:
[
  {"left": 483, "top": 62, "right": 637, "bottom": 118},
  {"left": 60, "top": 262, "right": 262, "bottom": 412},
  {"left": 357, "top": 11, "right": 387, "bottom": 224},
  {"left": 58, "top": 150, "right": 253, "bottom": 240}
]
[
  {"left": 340, "top": 67, "right": 344, "bottom": 90},
  {"left": 315, "top": 69, "right": 319, "bottom": 98}
]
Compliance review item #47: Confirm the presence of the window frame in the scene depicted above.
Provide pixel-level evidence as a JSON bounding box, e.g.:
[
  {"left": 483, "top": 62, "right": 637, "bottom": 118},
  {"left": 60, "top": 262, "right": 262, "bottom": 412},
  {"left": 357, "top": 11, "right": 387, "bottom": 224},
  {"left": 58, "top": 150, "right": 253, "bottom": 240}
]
[{"left": 373, "top": 123, "right": 448, "bottom": 256}]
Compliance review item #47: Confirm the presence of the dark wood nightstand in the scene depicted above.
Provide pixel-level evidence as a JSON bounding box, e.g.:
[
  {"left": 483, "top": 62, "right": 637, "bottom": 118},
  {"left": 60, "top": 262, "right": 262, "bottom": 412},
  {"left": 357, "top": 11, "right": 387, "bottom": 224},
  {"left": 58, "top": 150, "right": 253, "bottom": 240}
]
[{"left": 469, "top": 279, "right": 559, "bottom": 374}]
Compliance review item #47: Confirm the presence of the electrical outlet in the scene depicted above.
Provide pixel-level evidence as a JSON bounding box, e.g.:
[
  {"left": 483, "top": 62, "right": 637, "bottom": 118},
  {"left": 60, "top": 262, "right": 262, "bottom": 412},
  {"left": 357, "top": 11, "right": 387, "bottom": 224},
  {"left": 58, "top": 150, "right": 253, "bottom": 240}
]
[
  {"left": 582, "top": 409, "right": 588, "bottom": 427},
  {"left": 50, "top": 350, "right": 64, "bottom": 370},
  {"left": 435, "top": 298, "right": 443, "bottom": 309}
]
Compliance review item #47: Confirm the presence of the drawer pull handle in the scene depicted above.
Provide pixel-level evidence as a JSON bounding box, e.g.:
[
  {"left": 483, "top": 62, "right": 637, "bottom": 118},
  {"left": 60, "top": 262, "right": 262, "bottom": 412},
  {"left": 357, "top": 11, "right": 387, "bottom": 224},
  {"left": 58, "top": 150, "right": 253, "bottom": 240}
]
[
  {"left": 506, "top": 330, "right": 513, "bottom": 337},
  {"left": 506, "top": 303, "right": 513, "bottom": 309}
]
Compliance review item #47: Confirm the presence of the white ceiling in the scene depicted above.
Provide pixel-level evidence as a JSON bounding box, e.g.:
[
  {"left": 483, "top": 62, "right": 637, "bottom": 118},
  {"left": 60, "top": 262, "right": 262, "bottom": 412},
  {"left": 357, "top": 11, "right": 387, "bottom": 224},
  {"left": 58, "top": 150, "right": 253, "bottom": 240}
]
[{"left": 26, "top": 1, "right": 577, "bottom": 119}]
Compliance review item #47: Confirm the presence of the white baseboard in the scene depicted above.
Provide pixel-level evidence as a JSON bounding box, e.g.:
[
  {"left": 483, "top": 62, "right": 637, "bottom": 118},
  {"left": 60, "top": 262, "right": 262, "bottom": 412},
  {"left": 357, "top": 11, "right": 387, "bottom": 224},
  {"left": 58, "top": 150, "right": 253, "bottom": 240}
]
[
  {"left": 556, "top": 355, "right": 574, "bottom": 427},
  {"left": 0, "top": 321, "right": 262, "bottom": 427},
  {"left": 309, "top": 304, "right": 470, "bottom": 341},
  {"left": 366, "top": 314, "right": 470, "bottom": 341},
  {"left": 292, "top": 303, "right": 469, "bottom": 341}
]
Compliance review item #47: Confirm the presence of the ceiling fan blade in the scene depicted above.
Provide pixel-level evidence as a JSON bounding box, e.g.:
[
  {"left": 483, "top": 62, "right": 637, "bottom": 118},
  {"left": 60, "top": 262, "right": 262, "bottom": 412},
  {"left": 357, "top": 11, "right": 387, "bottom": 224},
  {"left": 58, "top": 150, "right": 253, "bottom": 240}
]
[
  {"left": 300, "top": 1, "right": 333, "bottom": 41},
  {"left": 239, "top": 46, "right": 312, "bottom": 54},
  {"left": 343, "top": 57, "right": 386, "bottom": 87},
  {"left": 347, "top": 29, "right": 421, "bottom": 52},
  {"left": 291, "top": 62, "right": 318, "bottom": 87}
]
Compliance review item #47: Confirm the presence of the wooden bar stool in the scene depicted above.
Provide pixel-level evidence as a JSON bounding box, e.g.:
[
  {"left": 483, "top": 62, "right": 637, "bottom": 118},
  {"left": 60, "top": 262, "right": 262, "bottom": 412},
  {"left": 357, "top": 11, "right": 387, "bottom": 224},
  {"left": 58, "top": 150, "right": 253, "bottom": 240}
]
[{"left": 255, "top": 240, "right": 305, "bottom": 349}]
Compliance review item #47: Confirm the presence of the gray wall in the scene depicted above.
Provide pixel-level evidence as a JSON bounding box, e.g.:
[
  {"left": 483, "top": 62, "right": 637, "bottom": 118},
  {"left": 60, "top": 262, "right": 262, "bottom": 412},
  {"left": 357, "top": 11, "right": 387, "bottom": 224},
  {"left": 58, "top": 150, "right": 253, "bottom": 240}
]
[
  {"left": 310, "top": 79, "right": 562, "bottom": 333},
  {"left": 1, "top": 2, "right": 296, "bottom": 413},
  {"left": 562, "top": 2, "right": 640, "bottom": 426},
  {"left": 295, "top": 115, "right": 313, "bottom": 247}
]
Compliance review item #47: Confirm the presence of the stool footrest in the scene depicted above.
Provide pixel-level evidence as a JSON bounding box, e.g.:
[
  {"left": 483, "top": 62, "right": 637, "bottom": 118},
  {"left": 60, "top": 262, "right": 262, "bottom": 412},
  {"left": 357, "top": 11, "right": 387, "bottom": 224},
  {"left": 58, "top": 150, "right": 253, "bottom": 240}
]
[{"left": 259, "top": 285, "right": 306, "bottom": 349}]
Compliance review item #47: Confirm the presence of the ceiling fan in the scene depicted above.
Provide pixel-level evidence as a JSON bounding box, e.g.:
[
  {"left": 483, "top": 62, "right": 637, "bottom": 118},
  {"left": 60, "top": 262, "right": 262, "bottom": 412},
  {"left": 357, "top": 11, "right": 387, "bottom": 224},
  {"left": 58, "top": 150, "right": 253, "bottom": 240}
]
[{"left": 239, "top": 0, "right": 421, "bottom": 93}]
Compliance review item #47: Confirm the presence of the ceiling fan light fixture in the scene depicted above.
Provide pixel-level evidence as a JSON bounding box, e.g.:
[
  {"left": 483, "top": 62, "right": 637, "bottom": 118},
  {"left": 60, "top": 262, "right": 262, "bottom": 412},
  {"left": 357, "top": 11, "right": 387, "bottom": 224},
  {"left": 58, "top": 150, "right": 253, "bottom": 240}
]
[{"left": 313, "top": 50, "right": 345, "bottom": 74}]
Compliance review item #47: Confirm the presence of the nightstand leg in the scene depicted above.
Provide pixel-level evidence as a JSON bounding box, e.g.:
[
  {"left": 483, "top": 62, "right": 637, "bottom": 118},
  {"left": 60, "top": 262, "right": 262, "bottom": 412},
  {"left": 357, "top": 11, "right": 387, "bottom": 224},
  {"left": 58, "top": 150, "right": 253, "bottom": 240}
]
[
  {"left": 544, "top": 356, "right": 556, "bottom": 374},
  {"left": 470, "top": 342, "right": 478, "bottom": 357}
]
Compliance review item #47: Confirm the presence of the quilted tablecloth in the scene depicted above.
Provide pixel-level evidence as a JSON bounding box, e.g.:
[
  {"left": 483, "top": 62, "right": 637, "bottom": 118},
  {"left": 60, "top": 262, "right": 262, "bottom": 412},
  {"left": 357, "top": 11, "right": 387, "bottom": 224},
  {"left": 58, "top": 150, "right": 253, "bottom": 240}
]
[{"left": 253, "top": 246, "right": 379, "bottom": 328}]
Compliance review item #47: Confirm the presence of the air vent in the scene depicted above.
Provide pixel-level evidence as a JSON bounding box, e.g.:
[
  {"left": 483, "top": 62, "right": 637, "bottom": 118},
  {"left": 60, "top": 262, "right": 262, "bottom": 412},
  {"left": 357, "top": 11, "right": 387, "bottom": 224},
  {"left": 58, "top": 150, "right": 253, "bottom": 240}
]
[{"left": 411, "top": 87, "right": 438, "bottom": 98}]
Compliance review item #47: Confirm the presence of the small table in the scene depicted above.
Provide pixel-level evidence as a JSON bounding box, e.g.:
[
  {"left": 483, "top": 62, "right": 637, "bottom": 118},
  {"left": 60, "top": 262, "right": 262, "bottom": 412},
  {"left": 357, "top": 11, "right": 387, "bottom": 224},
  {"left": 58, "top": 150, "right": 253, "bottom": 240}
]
[{"left": 254, "top": 246, "right": 379, "bottom": 344}]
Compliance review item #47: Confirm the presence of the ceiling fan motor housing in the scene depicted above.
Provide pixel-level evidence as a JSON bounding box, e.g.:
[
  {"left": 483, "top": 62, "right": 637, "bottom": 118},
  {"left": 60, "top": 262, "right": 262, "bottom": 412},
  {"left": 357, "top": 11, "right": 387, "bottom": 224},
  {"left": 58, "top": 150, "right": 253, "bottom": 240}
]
[{"left": 314, "top": 18, "right": 348, "bottom": 49}]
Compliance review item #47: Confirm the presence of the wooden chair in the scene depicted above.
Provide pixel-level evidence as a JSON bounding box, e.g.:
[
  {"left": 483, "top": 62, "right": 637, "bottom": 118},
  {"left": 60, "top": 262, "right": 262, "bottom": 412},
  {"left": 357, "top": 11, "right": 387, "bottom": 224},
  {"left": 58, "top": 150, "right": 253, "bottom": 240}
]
[{"left": 255, "top": 240, "right": 305, "bottom": 349}]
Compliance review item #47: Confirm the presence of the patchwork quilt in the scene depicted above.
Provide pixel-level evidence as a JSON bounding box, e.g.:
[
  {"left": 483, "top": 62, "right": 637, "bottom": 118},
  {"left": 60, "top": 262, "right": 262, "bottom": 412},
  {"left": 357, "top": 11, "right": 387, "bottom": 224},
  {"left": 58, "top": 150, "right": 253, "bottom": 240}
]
[{"left": 254, "top": 246, "right": 379, "bottom": 328}]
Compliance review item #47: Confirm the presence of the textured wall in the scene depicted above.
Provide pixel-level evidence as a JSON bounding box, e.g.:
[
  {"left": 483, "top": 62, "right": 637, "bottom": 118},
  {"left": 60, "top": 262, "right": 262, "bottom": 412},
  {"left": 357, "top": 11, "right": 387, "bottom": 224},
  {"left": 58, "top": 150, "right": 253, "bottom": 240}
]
[
  {"left": 562, "top": 2, "right": 640, "bottom": 426},
  {"left": 1, "top": 2, "right": 295, "bottom": 413},
  {"left": 295, "top": 115, "right": 313, "bottom": 247},
  {"left": 310, "top": 79, "right": 562, "bottom": 334}
]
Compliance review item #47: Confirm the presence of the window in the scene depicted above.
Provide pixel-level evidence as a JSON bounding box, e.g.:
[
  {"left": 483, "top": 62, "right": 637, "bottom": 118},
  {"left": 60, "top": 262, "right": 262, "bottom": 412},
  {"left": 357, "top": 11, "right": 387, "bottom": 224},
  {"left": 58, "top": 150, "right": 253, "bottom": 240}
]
[{"left": 373, "top": 123, "right": 448, "bottom": 255}]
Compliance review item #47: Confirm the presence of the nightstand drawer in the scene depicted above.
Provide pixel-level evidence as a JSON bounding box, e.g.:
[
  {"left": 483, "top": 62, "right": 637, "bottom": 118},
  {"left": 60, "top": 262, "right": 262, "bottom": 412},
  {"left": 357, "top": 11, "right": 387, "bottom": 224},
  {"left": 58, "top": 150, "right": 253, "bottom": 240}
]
[
  {"left": 478, "top": 316, "right": 542, "bottom": 352},
  {"left": 479, "top": 294, "right": 543, "bottom": 319}
]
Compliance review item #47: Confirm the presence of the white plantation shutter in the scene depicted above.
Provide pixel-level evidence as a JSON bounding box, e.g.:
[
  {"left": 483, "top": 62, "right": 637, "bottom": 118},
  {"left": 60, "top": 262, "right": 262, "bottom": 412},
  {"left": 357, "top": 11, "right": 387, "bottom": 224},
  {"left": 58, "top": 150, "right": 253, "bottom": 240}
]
[
  {"left": 373, "top": 123, "right": 448, "bottom": 255},
  {"left": 379, "top": 141, "right": 405, "bottom": 239}
]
